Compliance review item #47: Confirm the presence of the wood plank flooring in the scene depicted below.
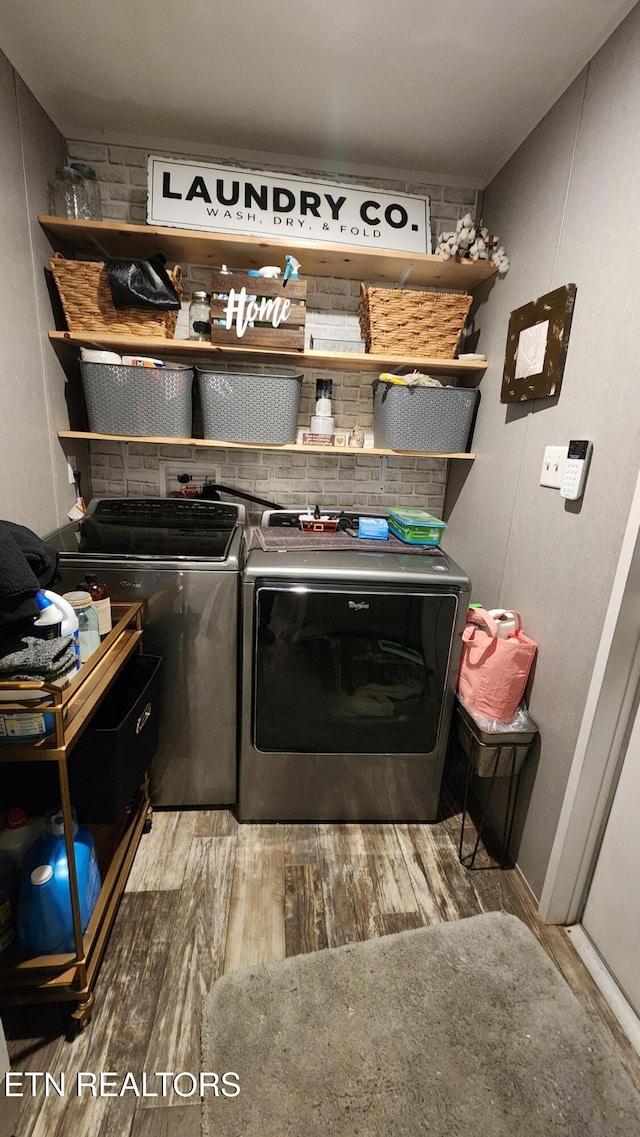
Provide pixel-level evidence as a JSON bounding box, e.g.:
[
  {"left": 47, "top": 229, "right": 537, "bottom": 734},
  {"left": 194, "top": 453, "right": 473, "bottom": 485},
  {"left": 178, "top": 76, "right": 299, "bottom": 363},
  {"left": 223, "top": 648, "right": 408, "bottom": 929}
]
[{"left": 3, "top": 785, "right": 640, "bottom": 1137}]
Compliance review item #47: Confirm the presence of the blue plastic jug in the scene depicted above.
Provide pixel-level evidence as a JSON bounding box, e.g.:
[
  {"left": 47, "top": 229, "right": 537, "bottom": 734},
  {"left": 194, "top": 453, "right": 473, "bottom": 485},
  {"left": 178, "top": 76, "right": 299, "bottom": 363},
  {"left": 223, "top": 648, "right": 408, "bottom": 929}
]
[{"left": 17, "top": 809, "right": 101, "bottom": 957}]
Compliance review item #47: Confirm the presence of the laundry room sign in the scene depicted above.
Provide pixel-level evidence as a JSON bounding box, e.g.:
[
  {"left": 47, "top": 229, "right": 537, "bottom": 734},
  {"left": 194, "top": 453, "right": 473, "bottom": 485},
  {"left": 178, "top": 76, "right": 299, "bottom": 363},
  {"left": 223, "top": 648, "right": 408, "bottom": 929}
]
[{"left": 147, "top": 156, "right": 431, "bottom": 253}]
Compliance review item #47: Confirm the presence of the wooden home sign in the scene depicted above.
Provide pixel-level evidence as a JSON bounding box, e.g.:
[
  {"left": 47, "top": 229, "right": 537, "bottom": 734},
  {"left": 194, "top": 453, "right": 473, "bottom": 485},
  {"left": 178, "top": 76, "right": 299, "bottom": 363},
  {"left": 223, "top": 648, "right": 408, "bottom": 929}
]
[{"left": 209, "top": 271, "right": 307, "bottom": 350}]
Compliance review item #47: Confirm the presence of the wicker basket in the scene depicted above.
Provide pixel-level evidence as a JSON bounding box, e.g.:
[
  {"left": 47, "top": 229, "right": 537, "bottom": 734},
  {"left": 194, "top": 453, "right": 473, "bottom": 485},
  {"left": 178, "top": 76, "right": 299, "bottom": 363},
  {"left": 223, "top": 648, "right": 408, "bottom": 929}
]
[
  {"left": 359, "top": 283, "right": 472, "bottom": 357},
  {"left": 49, "top": 253, "right": 183, "bottom": 337}
]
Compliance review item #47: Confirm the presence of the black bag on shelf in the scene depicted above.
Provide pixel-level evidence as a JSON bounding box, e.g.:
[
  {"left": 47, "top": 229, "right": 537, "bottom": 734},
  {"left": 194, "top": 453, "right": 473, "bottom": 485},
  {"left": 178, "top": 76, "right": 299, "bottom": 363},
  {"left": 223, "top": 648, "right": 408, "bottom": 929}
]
[{"left": 106, "top": 253, "right": 181, "bottom": 311}]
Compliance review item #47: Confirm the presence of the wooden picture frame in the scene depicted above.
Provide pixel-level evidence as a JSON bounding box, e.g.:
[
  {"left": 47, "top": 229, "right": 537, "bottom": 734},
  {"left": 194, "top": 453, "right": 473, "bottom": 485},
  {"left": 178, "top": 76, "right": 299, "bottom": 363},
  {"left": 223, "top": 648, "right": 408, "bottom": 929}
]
[{"left": 501, "top": 284, "right": 576, "bottom": 403}]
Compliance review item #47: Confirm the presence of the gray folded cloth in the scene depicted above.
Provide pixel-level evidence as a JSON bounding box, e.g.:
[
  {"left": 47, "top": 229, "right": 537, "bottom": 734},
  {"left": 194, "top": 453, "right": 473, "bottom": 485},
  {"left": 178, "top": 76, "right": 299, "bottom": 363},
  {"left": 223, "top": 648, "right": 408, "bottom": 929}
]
[{"left": 0, "top": 634, "right": 77, "bottom": 681}]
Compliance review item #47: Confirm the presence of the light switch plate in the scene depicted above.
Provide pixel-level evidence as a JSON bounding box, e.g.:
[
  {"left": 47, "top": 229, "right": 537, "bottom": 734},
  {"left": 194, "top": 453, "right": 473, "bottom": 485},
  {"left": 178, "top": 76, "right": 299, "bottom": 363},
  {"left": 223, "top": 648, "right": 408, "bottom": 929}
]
[{"left": 540, "top": 445, "right": 568, "bottom": 489}]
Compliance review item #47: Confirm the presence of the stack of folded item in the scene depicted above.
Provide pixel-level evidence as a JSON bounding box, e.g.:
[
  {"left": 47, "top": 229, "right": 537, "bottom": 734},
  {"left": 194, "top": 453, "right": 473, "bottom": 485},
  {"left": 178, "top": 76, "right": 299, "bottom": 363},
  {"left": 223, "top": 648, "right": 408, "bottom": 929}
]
[
  {"left": 0, "top": 521, "right": 59, "bottom": 637},
  {"left": 0, "top": 634, "right": 76, "bottom": 683}
]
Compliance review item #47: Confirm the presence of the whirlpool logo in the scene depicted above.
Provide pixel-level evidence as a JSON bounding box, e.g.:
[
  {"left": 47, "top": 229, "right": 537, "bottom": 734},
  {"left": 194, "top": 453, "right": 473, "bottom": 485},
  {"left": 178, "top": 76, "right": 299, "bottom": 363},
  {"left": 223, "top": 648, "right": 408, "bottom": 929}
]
[{"left": 348, "top": 600, "right": 370, "bottom": 611}]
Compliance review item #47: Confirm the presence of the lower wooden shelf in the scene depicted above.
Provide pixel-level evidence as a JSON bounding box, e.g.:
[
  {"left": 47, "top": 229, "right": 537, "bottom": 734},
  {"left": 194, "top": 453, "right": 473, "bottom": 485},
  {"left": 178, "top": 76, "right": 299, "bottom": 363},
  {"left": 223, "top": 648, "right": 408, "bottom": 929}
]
[
  {"left": 58, "top": 429, "right": 475, "bottom": 460},
  {"left": 0, "top": 788, "right": 149, "bottom": 999}
]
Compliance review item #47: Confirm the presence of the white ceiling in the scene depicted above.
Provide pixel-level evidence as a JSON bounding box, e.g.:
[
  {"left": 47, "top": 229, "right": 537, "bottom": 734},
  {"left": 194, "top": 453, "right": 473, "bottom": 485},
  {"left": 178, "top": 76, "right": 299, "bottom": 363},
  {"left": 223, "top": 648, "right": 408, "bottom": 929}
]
[{"left": 0, "top": 0, "right": 636, "bottom": 186}]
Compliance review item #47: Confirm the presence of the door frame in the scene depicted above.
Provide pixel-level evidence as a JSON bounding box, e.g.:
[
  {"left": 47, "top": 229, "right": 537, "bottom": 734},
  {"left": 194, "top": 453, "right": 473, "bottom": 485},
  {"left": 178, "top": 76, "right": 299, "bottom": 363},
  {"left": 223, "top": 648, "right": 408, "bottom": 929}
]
[{"left": 539, "top": 460, "right": 640, "bottom": 924}]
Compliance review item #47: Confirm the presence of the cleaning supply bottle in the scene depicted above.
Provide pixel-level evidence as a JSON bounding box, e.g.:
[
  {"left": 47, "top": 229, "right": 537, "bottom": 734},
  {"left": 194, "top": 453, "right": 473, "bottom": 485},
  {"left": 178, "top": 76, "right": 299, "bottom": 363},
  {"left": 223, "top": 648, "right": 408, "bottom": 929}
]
[
  {"left": 215, "top": 265, "right": 233, "bottom": 325},
  {"left": 32, "top": 591, "right": 63, "bottom": 639},
  {"left": 282, "top": 255, "right": 301, "bottom": 286},
  {"left": 17, "top": 808, "right": 101, "bottom": 957},
  {"left": 311, "top": 378, "right": 334, "bottom": 437},
  {"left": 79, "top": 574, "right": 112, "bottom": 637}
]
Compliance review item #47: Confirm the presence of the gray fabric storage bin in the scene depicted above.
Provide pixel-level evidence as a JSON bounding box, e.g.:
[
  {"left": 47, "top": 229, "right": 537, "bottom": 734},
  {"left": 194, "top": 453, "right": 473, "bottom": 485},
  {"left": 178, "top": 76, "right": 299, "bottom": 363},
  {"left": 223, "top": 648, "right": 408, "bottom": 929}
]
[
  {"left": 80, "top": 362, "right": 193, "bottom": 436},
  {"left": 372, "top": 381, "right": 480, "bottom": 452},
  {"left": 197, "top": 370, "right": 303, "bottom": 444}
]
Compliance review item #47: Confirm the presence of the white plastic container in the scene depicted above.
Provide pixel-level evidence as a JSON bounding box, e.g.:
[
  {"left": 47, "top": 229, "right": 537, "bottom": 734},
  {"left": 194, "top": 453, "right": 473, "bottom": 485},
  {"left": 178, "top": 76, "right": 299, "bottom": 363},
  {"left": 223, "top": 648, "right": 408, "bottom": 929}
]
[
  {"left": 0, "top": 807, "right": 43, "bottom": 875},
  {"left": 310, "top": 415, "right": 335, "bottom": 435},
  {"left": 79, "top": 348, "right": 122, "bottom": 364},
  {"left": 33, "top": 592, "right": 63, "bottom": 639},
  {"left": 488, "top": 609, "right": 520, "bottom": 639},
  {"left": 0, "top": 690, "right": 56, "bottom": 742}
]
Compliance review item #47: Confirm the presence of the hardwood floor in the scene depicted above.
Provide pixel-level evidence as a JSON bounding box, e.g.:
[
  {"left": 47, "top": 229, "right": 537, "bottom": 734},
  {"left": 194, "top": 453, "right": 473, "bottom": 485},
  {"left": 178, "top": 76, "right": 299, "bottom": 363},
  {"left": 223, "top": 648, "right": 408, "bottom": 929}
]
[{"left": 3, "top": 782, "right": 640, "bottom": 1137}]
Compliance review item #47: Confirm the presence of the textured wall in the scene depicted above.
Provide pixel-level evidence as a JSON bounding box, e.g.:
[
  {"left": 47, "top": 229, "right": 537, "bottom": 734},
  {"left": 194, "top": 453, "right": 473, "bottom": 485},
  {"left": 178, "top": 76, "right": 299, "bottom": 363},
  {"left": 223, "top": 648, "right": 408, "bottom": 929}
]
[
  {"left": 444, "top": 4, "right": 640, "bottom": 898},
  {"left": 65, "top": 139, "right": 482, "bottom": 512},
  {"left": 0, "top": 51, "right": 78, "bottom": 534}
]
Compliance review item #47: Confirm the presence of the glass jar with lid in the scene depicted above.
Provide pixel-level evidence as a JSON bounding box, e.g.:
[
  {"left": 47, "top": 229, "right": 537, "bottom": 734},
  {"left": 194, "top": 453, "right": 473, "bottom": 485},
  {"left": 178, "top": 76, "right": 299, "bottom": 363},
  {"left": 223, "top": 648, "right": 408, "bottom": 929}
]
[
  {"left": 53, "top": 166, "right": 89, "bottom": 220},
  {"left": 62, "top": 591, "right": 100, "bottom": 662},
  {"left": 69, "top": 162, "right": 103, "bottom": 220},
  {"left": 189, "top": 291, "right": 211, "bottom": 341}
]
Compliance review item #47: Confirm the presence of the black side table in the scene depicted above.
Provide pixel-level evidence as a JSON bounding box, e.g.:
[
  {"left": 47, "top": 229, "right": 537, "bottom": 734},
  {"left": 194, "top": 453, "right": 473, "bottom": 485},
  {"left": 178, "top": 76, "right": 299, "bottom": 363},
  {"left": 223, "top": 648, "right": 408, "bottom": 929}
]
[{"left": 455, "top": 700, "right": 538, "bottom": 869}]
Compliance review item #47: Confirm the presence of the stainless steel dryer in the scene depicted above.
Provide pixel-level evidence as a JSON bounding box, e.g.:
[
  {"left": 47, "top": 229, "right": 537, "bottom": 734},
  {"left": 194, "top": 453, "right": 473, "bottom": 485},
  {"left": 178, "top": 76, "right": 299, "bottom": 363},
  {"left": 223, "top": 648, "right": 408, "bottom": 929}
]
[
  {"left": 46, "top": 498, "right": 245, "bottom": 807},
  {"left": 239, "top": 510, "right": 471, "bottom": 822}
]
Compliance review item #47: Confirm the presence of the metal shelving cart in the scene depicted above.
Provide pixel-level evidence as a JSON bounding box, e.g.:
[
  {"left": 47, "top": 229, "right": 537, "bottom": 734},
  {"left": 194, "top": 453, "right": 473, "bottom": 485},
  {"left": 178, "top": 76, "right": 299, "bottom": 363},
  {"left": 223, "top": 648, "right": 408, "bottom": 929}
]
[{"left": 0, "top": 602, "right": 150, "bottom": 1035}]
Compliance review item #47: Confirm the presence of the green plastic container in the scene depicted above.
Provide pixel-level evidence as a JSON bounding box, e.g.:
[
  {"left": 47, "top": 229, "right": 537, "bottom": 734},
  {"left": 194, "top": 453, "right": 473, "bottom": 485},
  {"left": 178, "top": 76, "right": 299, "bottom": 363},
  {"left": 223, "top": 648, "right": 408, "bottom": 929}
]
[{"left": 387, "top": 507, "right": 446, "bottom": 546}]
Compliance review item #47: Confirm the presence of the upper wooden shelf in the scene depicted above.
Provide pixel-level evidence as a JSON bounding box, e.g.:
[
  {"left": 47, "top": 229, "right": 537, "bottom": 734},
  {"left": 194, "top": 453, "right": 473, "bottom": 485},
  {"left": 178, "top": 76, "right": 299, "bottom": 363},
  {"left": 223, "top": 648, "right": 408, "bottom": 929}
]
[
  {"left": 39, "top": 216, "right": 497, "bottom": 290},
  {"left": 49, "top": 331, "right": 487, "bottom": 378}
]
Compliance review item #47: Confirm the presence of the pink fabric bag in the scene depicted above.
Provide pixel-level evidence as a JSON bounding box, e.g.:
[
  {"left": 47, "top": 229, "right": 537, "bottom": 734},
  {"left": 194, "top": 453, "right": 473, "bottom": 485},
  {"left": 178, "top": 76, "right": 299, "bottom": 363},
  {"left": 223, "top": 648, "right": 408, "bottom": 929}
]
[{"left": 457, "top": 608, "right": 537, "bottom": 722}]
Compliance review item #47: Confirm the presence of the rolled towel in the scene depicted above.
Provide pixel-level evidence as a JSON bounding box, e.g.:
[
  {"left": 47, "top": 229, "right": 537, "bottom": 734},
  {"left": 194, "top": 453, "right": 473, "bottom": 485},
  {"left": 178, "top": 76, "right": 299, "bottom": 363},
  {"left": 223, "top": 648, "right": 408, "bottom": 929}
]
[
  {"left": 0, "top": 634, "right": 77, "bottom": 681},
  {"left": 0, "top": 520, "right": 60, "bottom": 636},
  {"left": 0, "top": 521, "right": 59, "bottom": 590}
]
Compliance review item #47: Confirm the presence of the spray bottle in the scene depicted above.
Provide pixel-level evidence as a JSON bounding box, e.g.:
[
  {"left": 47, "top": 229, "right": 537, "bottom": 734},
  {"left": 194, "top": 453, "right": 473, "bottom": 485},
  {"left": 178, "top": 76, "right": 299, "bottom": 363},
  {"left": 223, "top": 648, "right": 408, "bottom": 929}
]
[{"left": 282, "top": 255, "right": 301, "bottom": 287}]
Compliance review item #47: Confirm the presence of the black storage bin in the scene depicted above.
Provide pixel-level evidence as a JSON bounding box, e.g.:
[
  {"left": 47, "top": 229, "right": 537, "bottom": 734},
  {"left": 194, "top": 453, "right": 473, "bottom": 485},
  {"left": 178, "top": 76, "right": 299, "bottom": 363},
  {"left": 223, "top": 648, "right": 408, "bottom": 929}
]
[{"left": 68, "top": 654, "right": 162, "bottom": 823}]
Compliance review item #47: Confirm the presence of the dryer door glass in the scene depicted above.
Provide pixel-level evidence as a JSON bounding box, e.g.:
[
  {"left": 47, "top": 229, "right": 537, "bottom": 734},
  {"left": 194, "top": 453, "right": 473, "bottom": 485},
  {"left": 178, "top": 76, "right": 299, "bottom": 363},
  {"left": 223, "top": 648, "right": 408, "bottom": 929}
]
[{"left": 254, "top": 585, "right": 458, "bottom": 754}]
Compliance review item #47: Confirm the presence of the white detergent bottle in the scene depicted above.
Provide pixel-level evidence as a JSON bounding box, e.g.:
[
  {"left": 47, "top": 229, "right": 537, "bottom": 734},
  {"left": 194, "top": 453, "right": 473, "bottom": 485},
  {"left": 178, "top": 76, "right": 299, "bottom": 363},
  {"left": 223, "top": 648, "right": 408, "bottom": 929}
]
[{"left": 33, "top": 592, "right": 63, "bottom": 639}]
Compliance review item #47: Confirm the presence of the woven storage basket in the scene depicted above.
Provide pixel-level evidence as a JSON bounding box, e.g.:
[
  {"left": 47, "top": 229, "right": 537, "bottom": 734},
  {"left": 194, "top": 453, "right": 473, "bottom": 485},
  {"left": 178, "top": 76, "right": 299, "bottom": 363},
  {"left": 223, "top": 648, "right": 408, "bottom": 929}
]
[
  {"left": 197, "top": 370, "right": 302, "bottom": 444},
  {"left": 359, "top": 283, "right": 472, "bottom": 357},
  {"left": 49, "top": 253, "right": 182, "bottom": 337},
  {"left": 372, "top": 381, "right": 479, "bottom": 452},
  {"left": 80, "top": 362, "right": 193, "bottom": 436}
]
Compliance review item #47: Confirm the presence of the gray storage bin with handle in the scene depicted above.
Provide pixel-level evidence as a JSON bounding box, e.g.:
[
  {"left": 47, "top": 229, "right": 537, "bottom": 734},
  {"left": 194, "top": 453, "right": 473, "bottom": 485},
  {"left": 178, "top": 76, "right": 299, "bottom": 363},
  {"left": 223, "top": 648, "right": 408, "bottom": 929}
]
[
  {"left": 372, "top": 380, "right": 480, "bottom": 452},
  {"left": 80, "top": 362, "right": 193, "bottom": 437},
  {"left": 197, "top": 369, "right": 303, "bottom": 444}
]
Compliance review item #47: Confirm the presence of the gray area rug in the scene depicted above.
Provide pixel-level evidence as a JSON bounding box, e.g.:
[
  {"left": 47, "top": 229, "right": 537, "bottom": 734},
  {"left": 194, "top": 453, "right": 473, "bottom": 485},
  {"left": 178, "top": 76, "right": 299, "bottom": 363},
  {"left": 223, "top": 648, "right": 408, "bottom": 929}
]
[{"left": 201, "top": 913, "right": 640, "bottom": 1136}]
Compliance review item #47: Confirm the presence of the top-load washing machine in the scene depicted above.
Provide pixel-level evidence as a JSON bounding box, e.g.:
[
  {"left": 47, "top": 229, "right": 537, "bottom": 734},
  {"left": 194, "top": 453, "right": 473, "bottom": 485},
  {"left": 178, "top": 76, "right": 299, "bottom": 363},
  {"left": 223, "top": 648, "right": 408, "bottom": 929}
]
[
  {"left": 46, "top": 497, "right": 245, "bottom": 807},
  {"left": 238, "top": 509, "right": 471, "bottom": 822}
]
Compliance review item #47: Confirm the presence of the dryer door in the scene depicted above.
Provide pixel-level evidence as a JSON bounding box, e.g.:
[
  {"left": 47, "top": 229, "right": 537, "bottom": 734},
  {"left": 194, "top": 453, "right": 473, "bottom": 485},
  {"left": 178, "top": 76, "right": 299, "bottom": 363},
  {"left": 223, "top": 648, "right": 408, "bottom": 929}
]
[{"left": 253, "top": 584, "right": 458, "bottom": 754}]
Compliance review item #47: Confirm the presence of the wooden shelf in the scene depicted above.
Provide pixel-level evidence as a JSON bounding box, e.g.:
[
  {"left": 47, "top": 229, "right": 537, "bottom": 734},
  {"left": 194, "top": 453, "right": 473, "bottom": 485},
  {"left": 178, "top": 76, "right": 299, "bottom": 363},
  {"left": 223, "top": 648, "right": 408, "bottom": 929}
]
[
  {"left": 58, "top": 429, "right": 475, "bottom": 460},
  {"left": 39, "top": 215, "right": 497, "bottom": 290},
  {"left": 50, "top": 330, "right": 487, "bottom": 378}
]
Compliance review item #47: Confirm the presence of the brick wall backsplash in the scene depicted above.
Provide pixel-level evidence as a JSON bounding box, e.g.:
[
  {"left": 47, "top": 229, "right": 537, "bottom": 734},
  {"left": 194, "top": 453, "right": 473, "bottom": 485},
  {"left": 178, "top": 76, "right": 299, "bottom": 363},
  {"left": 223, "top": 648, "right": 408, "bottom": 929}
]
[
  {"left": 89, "top": 440, "right": 448, "bottom": 522},
  {"left": 67, "top": 139, "right": 476, "bottom": 513}
]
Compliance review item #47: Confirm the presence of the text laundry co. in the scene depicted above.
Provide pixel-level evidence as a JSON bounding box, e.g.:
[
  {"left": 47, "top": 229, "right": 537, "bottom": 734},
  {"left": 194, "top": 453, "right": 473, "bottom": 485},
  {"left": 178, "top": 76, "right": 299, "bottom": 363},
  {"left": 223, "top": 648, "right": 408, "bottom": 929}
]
[{"left": 161, "top": 173, "right": 412, "bottom": 229}]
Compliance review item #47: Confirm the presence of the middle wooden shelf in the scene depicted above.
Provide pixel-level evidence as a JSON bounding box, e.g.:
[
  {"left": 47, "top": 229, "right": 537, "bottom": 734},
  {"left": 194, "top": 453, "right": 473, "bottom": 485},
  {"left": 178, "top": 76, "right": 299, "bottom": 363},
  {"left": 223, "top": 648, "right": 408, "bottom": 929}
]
[
  {"left": 59, "top": 429, "right": 476, "bottom": 460},
  {"left": 49, "top": 331, "right": 487, "bottom": 379}
]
